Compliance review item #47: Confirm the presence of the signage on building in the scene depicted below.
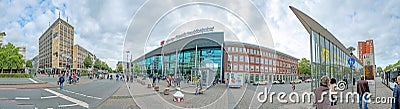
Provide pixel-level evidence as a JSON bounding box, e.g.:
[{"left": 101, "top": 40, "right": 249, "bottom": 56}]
[
  {"left": 365, "top": 65, "right": 374, "bottom": 80},
  {"left": 166, "top": 26, "right": 214, "bottom": 44}
]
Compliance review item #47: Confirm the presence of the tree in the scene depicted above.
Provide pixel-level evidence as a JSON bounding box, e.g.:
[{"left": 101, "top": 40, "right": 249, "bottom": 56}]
[
  {"left": 117, "top": 64, "right": 123, "bottom": 72},
  {"left": 26, "top": 60, "right": 33, "bottom": 68},
  {"left": 84, "top": 55, "right": 93, "bottom": 69},
  {"left": 133, "top": 62, "right": 140, "bottom": 73},
  {"left": 0, "top": 43, "right": 25, "bottom": 73},
  {"left": 93, "top": 59, "right": 102, "bottom": 70},
  {"left": 298, "top": 58, "right": 311, "bottom": 75}
]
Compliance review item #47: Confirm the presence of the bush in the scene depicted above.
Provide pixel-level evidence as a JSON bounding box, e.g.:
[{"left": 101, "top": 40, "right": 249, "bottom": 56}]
[{"left": 0, "top": 73, "right": 32, "bottom": 78}]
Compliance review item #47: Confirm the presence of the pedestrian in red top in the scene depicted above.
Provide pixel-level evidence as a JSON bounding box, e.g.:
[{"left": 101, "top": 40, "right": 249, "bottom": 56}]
[{"left": 73, "top": 73, "right": 77, "bottom": 84}]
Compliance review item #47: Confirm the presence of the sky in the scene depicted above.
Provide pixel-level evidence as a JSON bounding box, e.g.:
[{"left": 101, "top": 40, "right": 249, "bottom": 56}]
[{"left": 0, "top": 0, "right": 399, "bottom": 69}]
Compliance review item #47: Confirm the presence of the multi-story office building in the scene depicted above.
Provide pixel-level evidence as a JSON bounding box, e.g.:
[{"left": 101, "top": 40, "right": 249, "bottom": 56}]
[
  {"left": 17, "top": 46, "right": 26, "bottom": 60},
  {"left": 358, "top": 40, "right": 375, "bottom": 80},
  {"left": 72, "top": 44, "right": 93, "bottom": 71},
  {"left": 38, "top": 18, "right": 74, "bottom": 72},
  {"left": 133, "top": 31, "right": 299, "bottom": 85},
  {"left": 290, "top": 6, "right": 364, "bottom": 90},
  {"left": 0, "top": 33, "right": 4, "bottom": 46}
]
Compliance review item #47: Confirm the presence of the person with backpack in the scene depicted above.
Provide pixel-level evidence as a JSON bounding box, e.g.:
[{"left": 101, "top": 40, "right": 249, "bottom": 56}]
[{"left": 59, "top": 73, "right": 65, "bottom": 91}]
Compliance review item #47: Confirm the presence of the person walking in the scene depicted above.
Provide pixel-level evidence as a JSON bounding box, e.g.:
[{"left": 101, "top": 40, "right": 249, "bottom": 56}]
[
  {"left": 315, "top": 76, "right": 330, "bottom": 109},
  {"left": 330, "top": 78, "right": 338, "bottom": 107},
  {"left": 357, "top": 76, "right": 370, "bottom": 109},
  {"left": 393, "top": 76, "right": 400, "bottom": 109},
  {"left": 58, "top": 73, "right": 65, "bottom": 91}
]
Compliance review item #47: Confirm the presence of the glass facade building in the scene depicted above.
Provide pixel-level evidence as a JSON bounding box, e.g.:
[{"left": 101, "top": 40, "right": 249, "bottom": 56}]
[{"left": 290, "top": 6, "right": 364, "bottom": 90}]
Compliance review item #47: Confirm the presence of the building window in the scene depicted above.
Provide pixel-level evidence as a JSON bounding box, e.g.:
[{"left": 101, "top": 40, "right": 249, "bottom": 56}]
[
  {"left": 234, "top": 55, "right": 238, "bottom": 62},
  {"left": 240, "top": 55, "right": 244, "bottom": 62},
  {"left": 240, "top": 64, "right": 244, "bottom": 71},
  {"left": 260, "top": 58, "right": 264, "bottom": 64},
  {"left": 239, "top": 48, "right": 243, "bottom": 53},
  {"left": 250, "top": 57, "right": 254, "bottom": 63},
  {"left": 228, "top": 47, "right": 231, "bottom": 52},
  {"left": 245, "top": 56, "right": 249, "bottom": 62},
  {"left": 256, "top": 57, "right": 259, "bottom": 64},
  {"left": 234, "top": 64, "right": 238, "bottom": 71},
  {"left": 228, "top": 64, "right": 232, "bottom": 70},
  {"left": 235, "top": 47, "right": 238, "bottom": 52},
  {"left": 261, "top": 66, "right": 264, "bottom": 72},
  {"left": 228, "top": 54, "right": 232, "bottom": 62},
  {"left": 250, "top": 66, "right": 254, "bottom": 71},
  {"left": 256, "top": 66, "right": 259, "bottom": 72},
  {"left": 245, "top": 65, "right": 249, "bottom": 71}
]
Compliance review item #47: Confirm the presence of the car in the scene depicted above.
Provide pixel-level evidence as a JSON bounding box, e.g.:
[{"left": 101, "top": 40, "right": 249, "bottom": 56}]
[
  {"left": 253, "top": 81, "right": 268, "bottom": 85},
  {"left": 305, "top": 79, "right": 312, "bottom": 83},
  {"left": 290, "top": 79, "right": 302, "bottom": 84},
  {"left": 272, "top": 80, "right": 285, "bottom": 84}
]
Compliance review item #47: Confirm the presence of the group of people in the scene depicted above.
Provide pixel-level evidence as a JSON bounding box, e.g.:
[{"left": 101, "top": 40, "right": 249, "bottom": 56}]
[
  {"left": 315, "top": 76, "right": 370, "bottom": 109},
  {"left": 57, "top": 71, "right": 80, "bottom": 90}
]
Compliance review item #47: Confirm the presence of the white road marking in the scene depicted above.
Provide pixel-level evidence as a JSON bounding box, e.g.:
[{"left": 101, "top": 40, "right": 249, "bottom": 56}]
[
  {"left": 63, "top": 89, "right": 102, "bottom": 100},
  {"left": 46, "top": 108, "right": 53, "bottom": 109},
  {"left": 15, "top": 97, "right": 30, "bottom": 100},
  {"left": 29, "top": 78, "right": 38, "bottom": 83},
  {"left": 41, "top": 96, "right": 58, "bottom": 99},
  {"left": 44, "top": 89, "right": 89, "bottom": 108},
  {"left": 58, "top": 103, "right": 79, "bottom": 108}
]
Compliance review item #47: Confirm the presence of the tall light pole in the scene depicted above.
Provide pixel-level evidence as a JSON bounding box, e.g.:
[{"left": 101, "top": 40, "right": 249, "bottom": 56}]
[
  {"left": 347, "top": 46, "right": 356, "bottom": 92},
  {"left": 126, "top": 51, "right": 130, "bottom": 74}
]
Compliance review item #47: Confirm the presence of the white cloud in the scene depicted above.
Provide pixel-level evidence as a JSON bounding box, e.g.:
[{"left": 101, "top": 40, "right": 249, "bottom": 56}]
[{"left": 1, "top": 0, "right": 399, "bottom": 69}]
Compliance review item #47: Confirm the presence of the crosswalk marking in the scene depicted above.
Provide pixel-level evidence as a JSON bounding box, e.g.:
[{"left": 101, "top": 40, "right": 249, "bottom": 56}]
[{"left": 44, "top": 89, "right": 89, "bottom": 108}]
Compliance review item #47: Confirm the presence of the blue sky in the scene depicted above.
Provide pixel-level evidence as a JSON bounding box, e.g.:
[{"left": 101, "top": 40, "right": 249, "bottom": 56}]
[{"left": 0, "top": 0, "right": 399, "bottom": 69}]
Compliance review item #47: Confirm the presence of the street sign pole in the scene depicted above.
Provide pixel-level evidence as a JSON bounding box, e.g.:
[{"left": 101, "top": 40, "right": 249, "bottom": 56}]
[{"left": 348, "top": 57, "right": 355, "bottom": 92}]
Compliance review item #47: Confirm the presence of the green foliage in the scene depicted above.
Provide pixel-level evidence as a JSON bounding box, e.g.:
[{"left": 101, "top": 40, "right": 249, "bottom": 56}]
[
  {"left": 0, "top": 73, "right": 31, "bottom": 78},
  {"left": 0, "top": 43, "right": 25, "bottom": 73},
  {"left": 298, "top": 58, "right": 311, "bottom": 75},
  {"left": 133, "top": 62, "right": 140, "bottom": 73},
  {"left": 84, "top": 55, "right": 93, "bottom": 69},
  {"left": 384, "top": 60, "right": 400, "bottom": 71},
  {"left": 26, "top": 60, "right": 33, "bottom": 68},
  {"left": 377, "top": 66, "right": 383, "bottom": 73},
  {"left": 117, "top": 64, "right": 123, "bottom": 72}
]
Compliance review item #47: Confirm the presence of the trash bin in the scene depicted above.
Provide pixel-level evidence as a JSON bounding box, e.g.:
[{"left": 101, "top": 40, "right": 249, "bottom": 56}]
[
  {"left": 173, "top": 91, "right": 184, "bottom": 102},
  {"left": 164, "top": 88, "right": 170, "bottom": 95}
]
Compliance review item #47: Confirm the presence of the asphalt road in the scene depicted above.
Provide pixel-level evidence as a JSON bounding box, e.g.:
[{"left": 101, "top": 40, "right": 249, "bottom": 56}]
[{"left": 0, "top": 77, "right": 122, "bottom": 109}]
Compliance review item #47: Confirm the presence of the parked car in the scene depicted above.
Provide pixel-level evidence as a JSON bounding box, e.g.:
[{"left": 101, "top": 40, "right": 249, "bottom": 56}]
[
  {"left": 272, "top": 80, "right": 285, "bottom": 84},
  {"left": 253, "top": 81, "right": 268, "bottom": 85},
  {"left": 305, "top": 79, "right": 312, "bottom": 83},
  {"left": 290, "top": 79, "right": 302, "bottom": 84}
]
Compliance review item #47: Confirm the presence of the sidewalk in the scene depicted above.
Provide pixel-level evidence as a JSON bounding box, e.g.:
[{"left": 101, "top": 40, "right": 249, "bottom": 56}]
[{"left": 336, "top": 78, "right": 392, "bottom": 109}]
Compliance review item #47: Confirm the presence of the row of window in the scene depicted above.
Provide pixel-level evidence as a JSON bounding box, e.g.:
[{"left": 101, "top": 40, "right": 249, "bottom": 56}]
[
  {"left": 226, "top": 46, "right": 298, "bottom": 63},
  {"left": 227, "top": 64, "right": 295, "bottom": 74},
  {"left": 227, "top": 54, "right": 294, "bottom": 68}
]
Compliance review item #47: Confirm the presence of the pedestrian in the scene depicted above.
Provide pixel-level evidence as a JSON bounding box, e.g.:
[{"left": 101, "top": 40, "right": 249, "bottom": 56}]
[
  {"left": 330, "top": 78, "right": 338, "bottom": 107},
  {"left": 177, "top": 75, "right": 181, "bottom": 87},
  {"left": 153, "top": 73, "right": 157, "bottom": 86},
  {"left": 357, "top": 76, "right": 370, "bottom": 109},
  {"left": 116, "top": 74, "right": 119, "bottom": 81},
  {"left": 292, "top": 83, "right": 295, "bottom": 91},
  {"left": 392, "top": 76, "right": 400, "bottom": 109},
  {"left": 73, "top": 73, "right": 77, "bottom": 84},
  {"left": 195, "top": 79, "right": 200, "bottom": 95},
  {"left": 157, "top": 74, "right": 161, "bottom": 83},
  {"left": 59, "top": 73, "right": 65, "bottom": 91},
  {"left": 315, "top": 76, "right": 330, "bottom": 109}
]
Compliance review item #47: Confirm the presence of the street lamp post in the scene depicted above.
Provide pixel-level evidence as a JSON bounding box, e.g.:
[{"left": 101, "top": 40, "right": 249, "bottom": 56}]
[
  {"left": 126, "top": 51, "right": 130, "bottom": 74},
  {"left": 347, "top": 47, "right": 356, "bottom": 92}
]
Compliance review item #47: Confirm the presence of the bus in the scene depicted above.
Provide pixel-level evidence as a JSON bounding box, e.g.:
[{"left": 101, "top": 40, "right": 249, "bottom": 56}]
[{"left": 382, "top": 66, "right": 400, "bottom": 90}]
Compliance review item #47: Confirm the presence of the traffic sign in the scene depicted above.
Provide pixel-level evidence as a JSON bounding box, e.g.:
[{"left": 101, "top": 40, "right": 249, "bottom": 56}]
[{"left": 348, "top": 57, "right": 355, "bottom": 66}]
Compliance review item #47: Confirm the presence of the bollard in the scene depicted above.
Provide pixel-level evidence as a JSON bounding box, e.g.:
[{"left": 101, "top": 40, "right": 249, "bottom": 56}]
[
  {"left": 154, "top": 86, "right": 159, "bottom": 91},
  {"left": 164, "top": 88, "right": 170, "bottom": 95}
]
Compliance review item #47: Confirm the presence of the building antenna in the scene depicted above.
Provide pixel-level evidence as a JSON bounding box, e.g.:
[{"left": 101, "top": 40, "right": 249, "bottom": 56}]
[
  {"left": 49, "top": 22, "right": 50, "bottom": 27},
  {"left": 67, "top": 16, "right": 68, "bottom": 22},
  {"left": 58, "top": 11, "right": 60, "bottom": 18}
]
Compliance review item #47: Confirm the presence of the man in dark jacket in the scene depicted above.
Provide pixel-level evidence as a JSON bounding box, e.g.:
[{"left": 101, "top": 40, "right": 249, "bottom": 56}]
[
  {"left": 59, "top": 73, "right": 65, "bottom": 91},
  {"left": 357, "top": 76, "right": 370, "bottom": 109},
  {"left": 392, "top": 76, "right": 400, "bottom": 109}
]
